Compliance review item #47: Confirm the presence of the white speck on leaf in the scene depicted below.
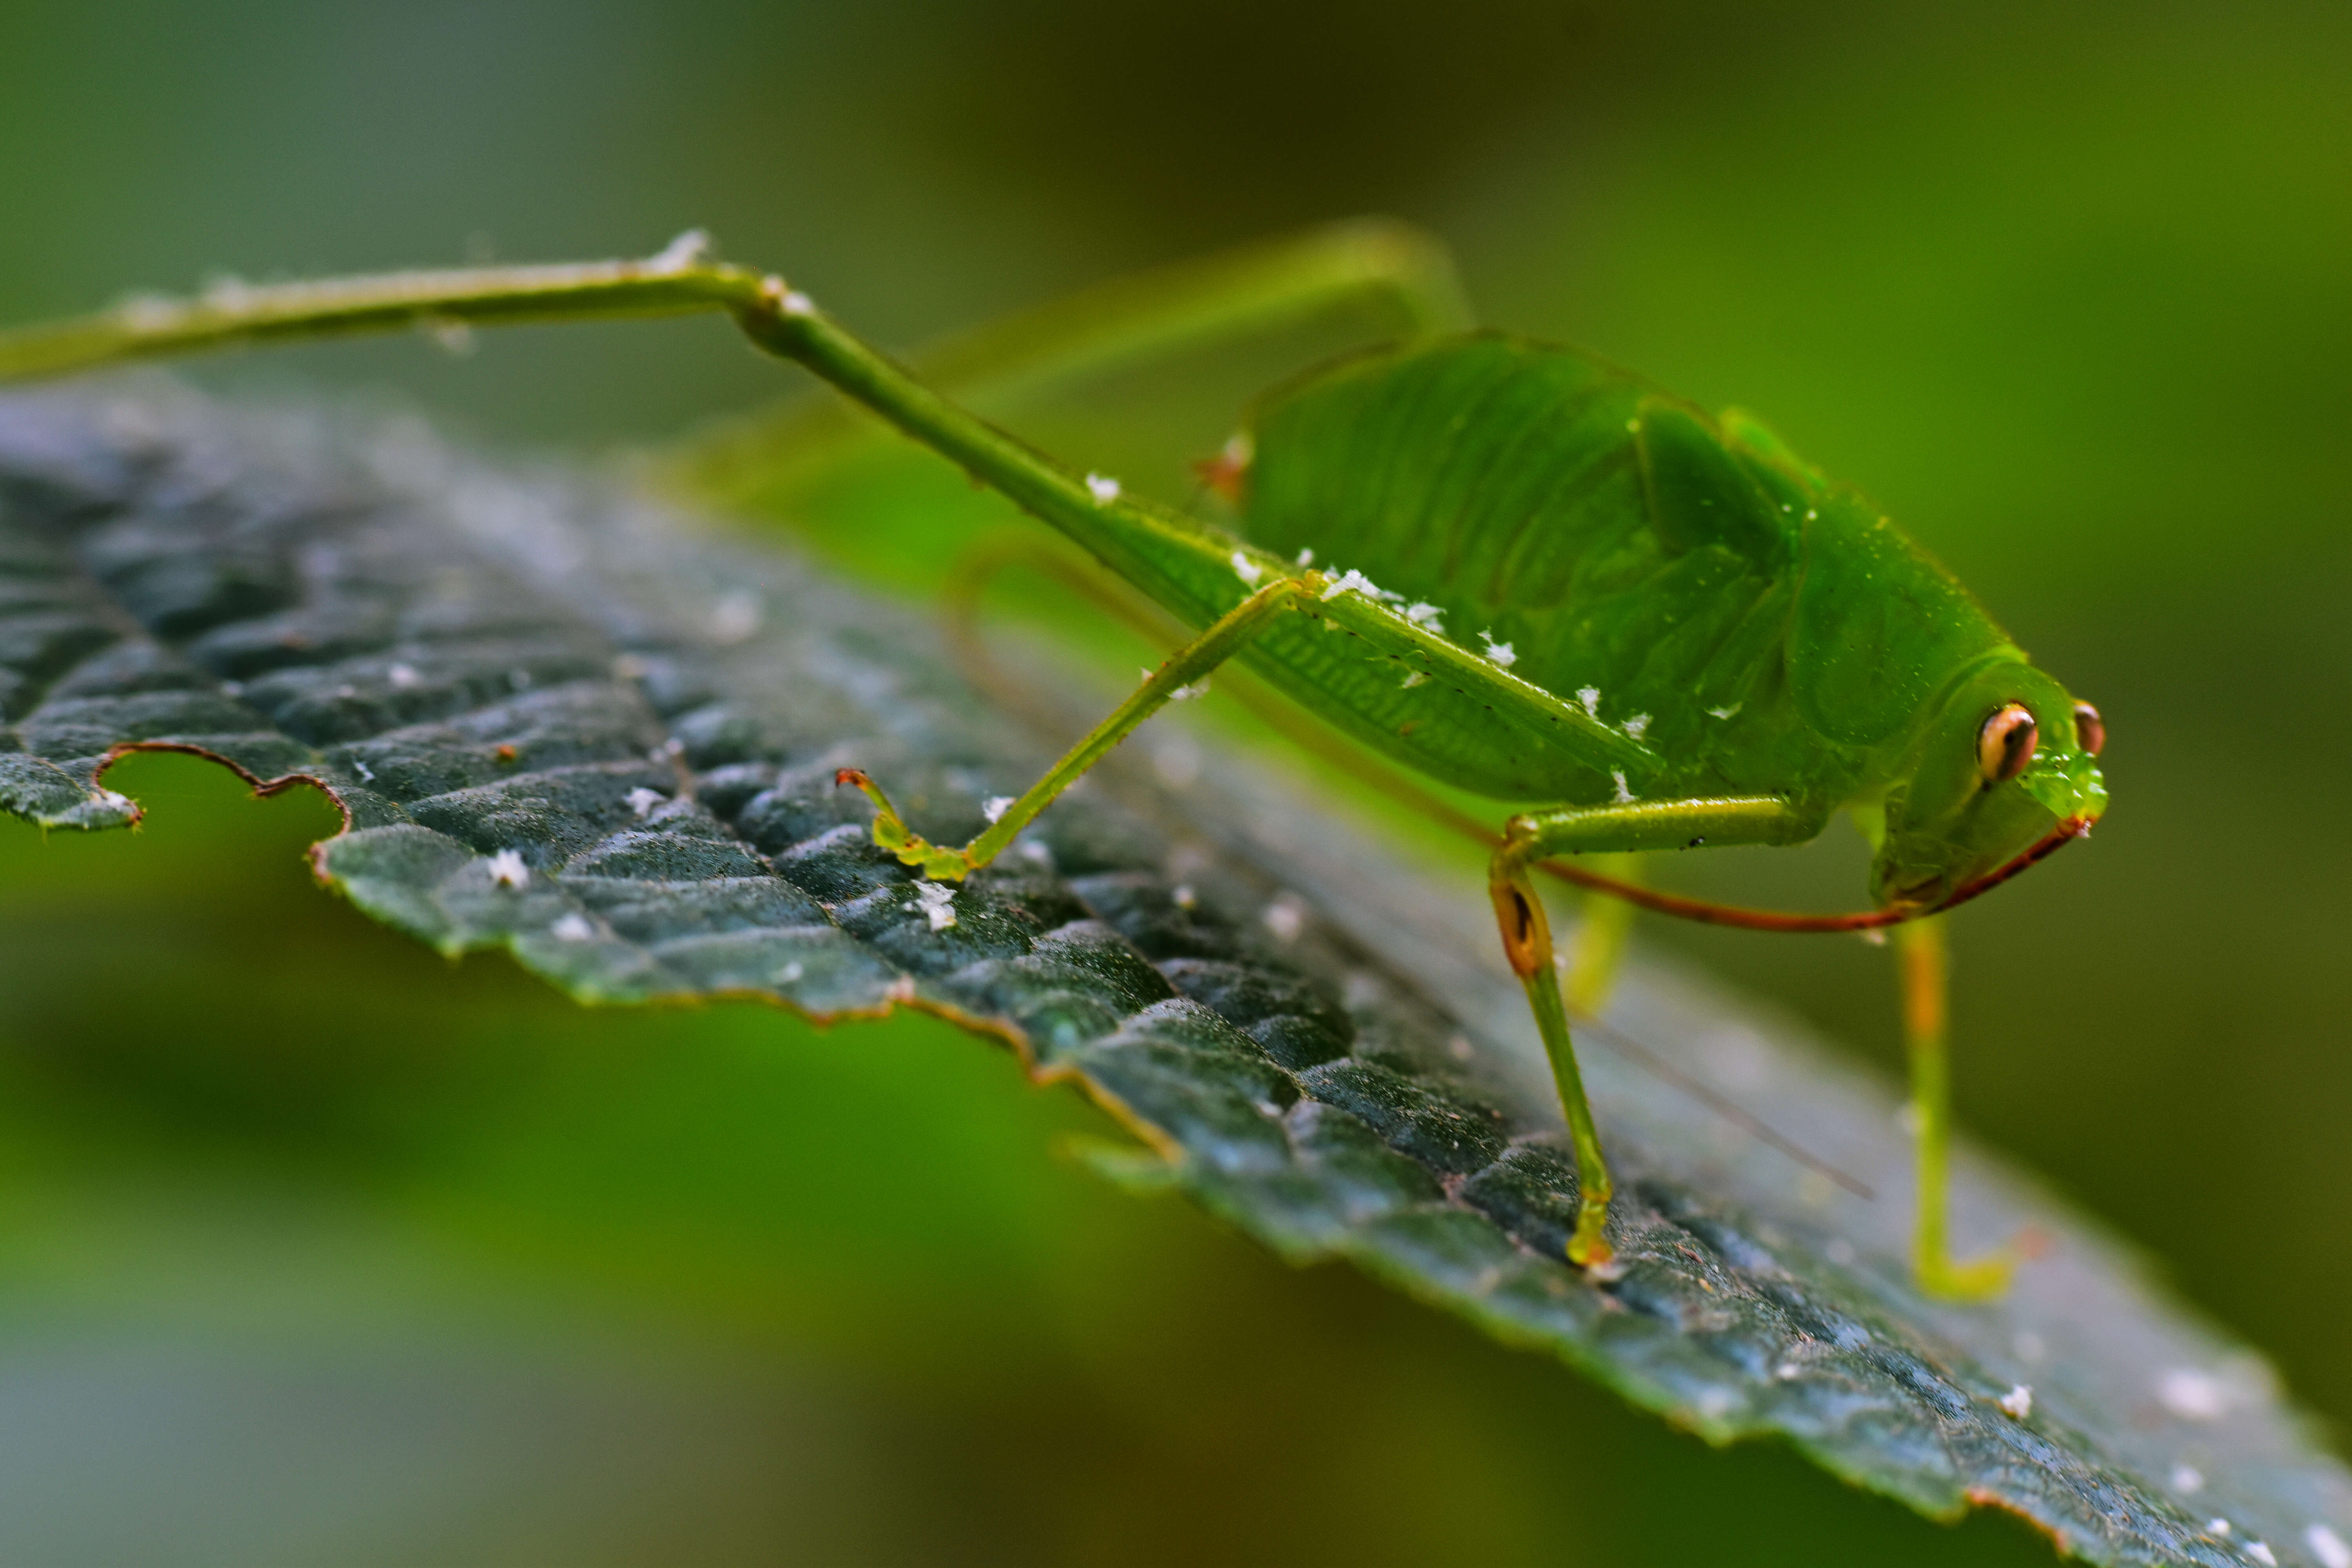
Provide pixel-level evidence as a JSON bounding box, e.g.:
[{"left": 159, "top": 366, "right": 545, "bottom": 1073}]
[
  {"left": 1622, "top": 713, "right": 1650, "bottom": 738},
  {"left": 2307, "top": 1524, "right": 2351, "bottom": 1568},
  {"left": 2169, "top": 1465, "right": 2204, "bottom": 1495},
  {"left": 1708, "top": 702, "right": 1742, "bottom": 719},
  {"left": 1401, "top": 670, "right": 1428, "bottom": 689},
  {"left": 351, "top": 759, "right": 376, "bottom": 783},
  {"left": 626, "top": 787, "right": 666, "bottom": 819},
  {"left": 1997, "top": 1385, "right": 2033, "bottom": 1419},
  {"left": 2210, "top": 1519, "right": 2232, "bottom": 1536},
  {"left": 1403, "top": 601, "right": 1446, "bottom": 634},
  {"left": 2158, "top": 1367, "right": 2230, "bottom": 1421},
  {"left": 488, "top": 849, "right": 530, "bottom": 889},
  {"left": 551, "top": 913, "right": 595, "bottom": 942},
  {"left": 1478, "top": 630, "right": 1516, "bottom": 668},
  {"left": 2248, "top": 1541, "right": 2276, "bottom": 1566},
  {"left": 1231, "top": 550, "right": 1264, "bottom": 586},
  {"left": 1612, "top": 769, "right": 1633, "bottom": 804},
  {"left": 1171, "top": 884, "right": 1196, "bottom": 910},
  {"left": 910, "top": 881, "right": 958, "bottom": 931},
  {"left": 1085, "top": 472, "right": 1121, "bottom": 504},
  {"left": 711, "top": 590, "right": 762, "bottom": 643},
  {"left": 1170, "top": 677, "right": 1210, "bottom": 702},
  {"left": 1576, "top": 686, "right": 1601, "bottom": 717},
  {"left": 388, "top": 661, "right": 421, "bottom": 690},
  {"left": 1262, "top": 897, "right": 1306, "bottom": 943},
  {"left": 983, "top": 795, "right": 1016, "bottom": 824},
  {"left": 1294, "top": 546, "right": 1313, "bottom": 566},
  {"left": 779, "top": 961, "right": 804, "bottom": 984}
]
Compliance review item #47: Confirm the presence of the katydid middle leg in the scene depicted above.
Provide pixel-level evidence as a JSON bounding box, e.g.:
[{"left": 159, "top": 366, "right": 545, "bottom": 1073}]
[{"left": 1489, "top": 798, "right": 1806, "bottom": 1269}]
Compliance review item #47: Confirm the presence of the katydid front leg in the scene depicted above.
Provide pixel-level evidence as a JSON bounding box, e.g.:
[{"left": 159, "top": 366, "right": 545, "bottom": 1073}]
[
  {"left": 837, "top": 577, "right": 1310, "bottom": 880},
  {"left": 1489, "top": 798, "right": 1806, "bottom": 1270}
]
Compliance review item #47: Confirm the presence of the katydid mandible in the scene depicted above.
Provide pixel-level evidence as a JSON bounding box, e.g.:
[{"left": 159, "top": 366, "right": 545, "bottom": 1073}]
[{"left": 0, "top": 228, "right": 2109, "bottom": 1297}]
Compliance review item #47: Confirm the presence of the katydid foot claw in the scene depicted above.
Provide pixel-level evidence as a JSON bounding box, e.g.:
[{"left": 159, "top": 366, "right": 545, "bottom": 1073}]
[
  {"left": 1916, "top": 1251, "right": 2016, "bottom": 1301},
  {"left": 1915, "top": 1227, "right": 2049, "bottom": 1301},
  {"left": 1566, "top": 1197, "right": 1615, "bottom": 1274},
  {"left": 833, "top": 767, "right": 976, "bottom": 880}
]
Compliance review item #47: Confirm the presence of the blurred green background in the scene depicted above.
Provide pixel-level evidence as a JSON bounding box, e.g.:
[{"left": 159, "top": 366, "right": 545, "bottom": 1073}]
[{"left": 3, "top": 2, "right": 2348, "bottom": 1562}]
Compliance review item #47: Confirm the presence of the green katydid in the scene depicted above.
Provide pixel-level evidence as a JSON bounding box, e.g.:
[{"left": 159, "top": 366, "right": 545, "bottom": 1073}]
[{"left": 0, "top": 225, "right": 2107, "bottom": 1297}]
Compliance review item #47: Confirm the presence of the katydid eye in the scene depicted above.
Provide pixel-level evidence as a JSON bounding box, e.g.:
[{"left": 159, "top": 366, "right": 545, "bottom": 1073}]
[
  {"left": 2072, "top": 701, "right": 2105, "bottom": 757},
  {"left": 1977, "top": 703, "right": 2037, "bottom": 784}
]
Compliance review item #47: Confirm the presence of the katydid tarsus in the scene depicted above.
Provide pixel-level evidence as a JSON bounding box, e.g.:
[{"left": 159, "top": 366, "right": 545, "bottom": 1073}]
[{"left": 0, "top": 223, "right": 2108, "bottom": 1297}]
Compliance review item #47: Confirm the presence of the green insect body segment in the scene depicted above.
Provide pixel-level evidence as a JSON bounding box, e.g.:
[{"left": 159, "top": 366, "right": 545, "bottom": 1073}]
[{"left": 0, "top": 233, "right": 2110, "bottom": 1291}]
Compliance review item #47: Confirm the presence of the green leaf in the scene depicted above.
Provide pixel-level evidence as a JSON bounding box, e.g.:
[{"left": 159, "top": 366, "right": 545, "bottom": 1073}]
[{"left": 3, "top": 384, "right": 2346, "bottom": 1568}]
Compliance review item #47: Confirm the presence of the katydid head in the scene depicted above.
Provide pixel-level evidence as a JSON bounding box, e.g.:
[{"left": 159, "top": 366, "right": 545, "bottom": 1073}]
[{"left": 1869, "top": 662, "right": 2109, "bottom": 911}]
